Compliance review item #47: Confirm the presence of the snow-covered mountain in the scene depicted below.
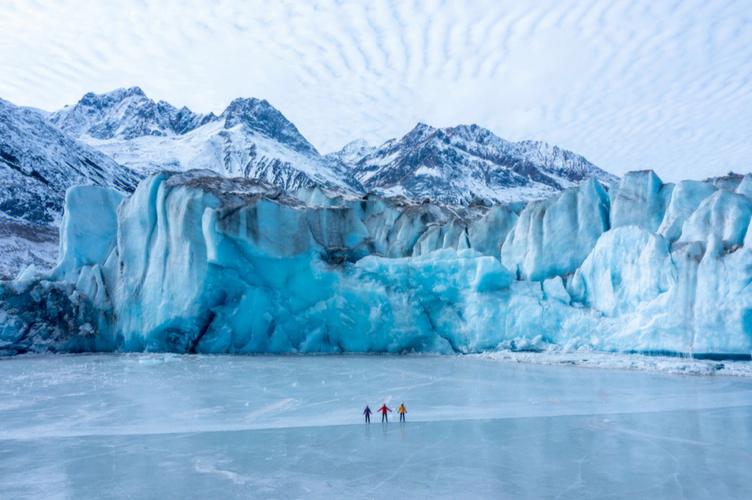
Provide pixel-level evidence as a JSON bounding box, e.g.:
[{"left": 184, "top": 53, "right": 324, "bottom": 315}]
[
  {"left": 1, "top": 97, "right": 140, "bottom": 225},
  {"left": 0, "top": 98, "right": 141, "bottom": 278},
  {"left": 52, "top": 88, "right": 362, "bottom": 194},
  {"left": 49, "top": 86, "right": 213, "bottom": 140},
  {"left": 338, "top": 123, "right": 617, "bottom": 205},
  {"left": 0, "top": 87, "right": 619, "bottom": 277},
  {"left": 325, "top": 139, "right": 375, "bottom": 165},
  {"left": 53, "top": 88, "right": 616, "bottom": 205}
]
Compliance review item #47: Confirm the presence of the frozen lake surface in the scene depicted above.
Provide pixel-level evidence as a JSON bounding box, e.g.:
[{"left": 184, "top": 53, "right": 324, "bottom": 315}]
[{"left": 1, "top": 354, "right": 751, "bottom": 499}]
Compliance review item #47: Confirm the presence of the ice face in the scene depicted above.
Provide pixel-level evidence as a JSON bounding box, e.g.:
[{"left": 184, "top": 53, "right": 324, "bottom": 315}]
[
  {"left": 610, "top": 170, "right": 672, "bottom": 232},
  {"left": 657, "top": 180, "right": 717, "bottom": 242},
  {"left": 501, "top": 179, "right": 609, "bottom": 281},
  {"left": 736, "top": 174, "right": 752, "bottom": 198},
  {"left": 1, "top": 169, "right": 751, "bottom": 356},
  {"left": 677, "top": 190, "right": 752, "bottom": 248},
  {"left": 466, "top": 205, "right": 518, "bottom": 256},
  {"left": 53, "top": 186, "right": 124, "bottom": 281},
  {"left": 569, "top": 226, "right": 676, "bottom": 316}
]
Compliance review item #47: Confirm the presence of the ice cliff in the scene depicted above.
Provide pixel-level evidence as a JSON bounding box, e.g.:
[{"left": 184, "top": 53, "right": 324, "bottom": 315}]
[{"left": 1, "top": 169, "right": 751, "bottom": 357}]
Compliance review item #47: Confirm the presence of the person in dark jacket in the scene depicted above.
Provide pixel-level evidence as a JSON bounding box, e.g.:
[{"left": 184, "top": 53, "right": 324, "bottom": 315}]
[{"left": 363, "top": 405, "right": 372, "bottom": 423}]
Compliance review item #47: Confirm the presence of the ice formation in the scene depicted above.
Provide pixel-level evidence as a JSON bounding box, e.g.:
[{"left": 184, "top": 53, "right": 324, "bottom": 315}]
[{"left": 1, "top": 169, "right": 751, "bottom": 357}]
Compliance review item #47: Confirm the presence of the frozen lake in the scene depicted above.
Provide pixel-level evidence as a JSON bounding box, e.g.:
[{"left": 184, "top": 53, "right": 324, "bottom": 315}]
[{"left": 1, "top": 354, "right": 751, "bottom": 499}]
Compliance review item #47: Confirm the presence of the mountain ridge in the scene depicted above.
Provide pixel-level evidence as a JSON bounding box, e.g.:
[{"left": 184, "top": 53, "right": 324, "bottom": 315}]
[
  {"left": 50, "top": 88, "right": 362, "bottom": 194},
  {"left": 49, "top": 87, "right": 617, "bottom": 206},
  {"left": 336, "top": 122, "right": 617, "bottom": 205}
]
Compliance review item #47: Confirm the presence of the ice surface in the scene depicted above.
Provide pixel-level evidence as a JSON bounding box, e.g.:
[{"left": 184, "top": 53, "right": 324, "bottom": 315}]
[{"left": 0, "top": 354, "right": 750, "bottom": 499}]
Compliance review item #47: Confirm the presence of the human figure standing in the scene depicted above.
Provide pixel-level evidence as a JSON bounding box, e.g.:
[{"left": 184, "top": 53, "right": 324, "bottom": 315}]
[
  {"left": 398, "top": 403, "right": 407, "bottom": 422},
  {"left": 378, "top": 404, "right": 392, "bottom": 423},
  {"left": 363, "top": 405, "right": 372, "bottom": 423}
]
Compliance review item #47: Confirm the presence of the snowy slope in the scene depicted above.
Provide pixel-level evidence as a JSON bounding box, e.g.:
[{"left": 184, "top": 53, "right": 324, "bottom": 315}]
[
  {"left": 325, "top": 139, "right": 375, "bottom": 165},
  {"left": 49, "top": 86, "right": 213, "bottom": 139},
  {"left": 0, "top": 98, "right": 141, "bottom": 278},
  {"left": 338, "top": 123, "right": 617, "bottom": 205},
  {"left": 0, "top": 98, "right": 140, "bottom": 225},
  {"left": 53, "top": 89, "right": 362, "bottom": 194},
  {"left": 0, "top": 215, "right": 57, "bottom": 280}
]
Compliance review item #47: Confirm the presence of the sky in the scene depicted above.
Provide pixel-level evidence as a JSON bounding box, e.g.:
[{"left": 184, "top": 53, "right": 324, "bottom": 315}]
[{"left": 1, "top": 0, "right": 751, "bottom": 181}]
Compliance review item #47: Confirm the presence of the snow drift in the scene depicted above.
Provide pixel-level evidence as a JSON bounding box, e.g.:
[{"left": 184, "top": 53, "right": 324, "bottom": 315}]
[{"left": 1, "top": 169, "right": 751, "bottom": 356}]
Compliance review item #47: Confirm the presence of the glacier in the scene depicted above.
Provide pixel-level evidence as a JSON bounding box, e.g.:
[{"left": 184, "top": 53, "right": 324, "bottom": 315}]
[{"left": 1, "top": 169, "right": 751, "bottom": 357}]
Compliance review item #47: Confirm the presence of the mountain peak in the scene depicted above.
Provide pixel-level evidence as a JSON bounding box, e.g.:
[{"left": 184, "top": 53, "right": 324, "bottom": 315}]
[
  {"left": 221, "top": 98, "right": 318, "bottom": 156},
  {"left": 402, "top": 122, "right": 436, "bottom": 144},
  {"left": 408, "top": 122, "right": 435, "bottom": 134},
  {"left": 441, "top": 123, "right": 500, "bottom": 147},
  {"left": 79, "top": 86, "right": 146, "bottom": 106},
  {"left": 327, "top": 139, "right": 374, "bottom": 165},
  {"left": 222, "top": 97, "right": 273, "bottom": 119},
  {"left": 350, "top": 121, "right": 617, "bottom": 205},
  {"left": 338, "top": 139, "right": 370, "bottom": 154},
  {"left": 51, "top": 88, "right": 208, "bottom": 140},
  {"left": 119, "top": 86, "right": 145, "bottom": 98}
]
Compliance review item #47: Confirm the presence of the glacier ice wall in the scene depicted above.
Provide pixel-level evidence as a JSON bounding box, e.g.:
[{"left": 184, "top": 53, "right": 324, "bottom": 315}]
[
  {"left": 501, "top": 179, "right": 609, "bottom": 281},
  {"left": 1, "top": 170, "right": 751, "bottom": 356}
]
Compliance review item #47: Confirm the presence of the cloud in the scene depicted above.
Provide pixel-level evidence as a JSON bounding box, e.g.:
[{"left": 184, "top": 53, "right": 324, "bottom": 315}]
[{"left": 1, "top": 0, "right": 750, "bottom": 180}]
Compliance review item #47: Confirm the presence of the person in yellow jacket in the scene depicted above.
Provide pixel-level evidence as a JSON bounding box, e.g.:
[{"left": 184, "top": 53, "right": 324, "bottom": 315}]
[{"left": 398, "top": 403, "right": 407, "bottom": 422}]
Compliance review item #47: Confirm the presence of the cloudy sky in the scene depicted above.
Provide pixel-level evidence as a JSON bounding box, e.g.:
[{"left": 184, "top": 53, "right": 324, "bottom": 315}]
[{"left": 1, "top": 0, "right": 751, "bottom": 180}]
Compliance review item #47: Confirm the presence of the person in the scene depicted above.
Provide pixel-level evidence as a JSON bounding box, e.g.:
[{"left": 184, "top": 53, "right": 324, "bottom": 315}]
[
  {"left": 378, "top": 403, "right": 392, "bottom": 423},
  {"left": 363, "top": 405, "right": 372, "bottom": 423},
  {"left": 398, "top": 403, "right": 407, "bottom": 422}
]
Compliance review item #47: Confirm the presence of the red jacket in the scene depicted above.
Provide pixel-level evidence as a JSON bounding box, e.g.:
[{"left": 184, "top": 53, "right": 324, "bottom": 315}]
[{"left": 378, "top": 405, "right": 392, "bottom": 415}]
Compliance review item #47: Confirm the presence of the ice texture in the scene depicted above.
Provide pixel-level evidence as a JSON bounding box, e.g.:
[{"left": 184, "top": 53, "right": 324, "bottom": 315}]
[
  {"left": 1, "top": 169, "right": 751, "bottom": 356},
  {"left": 610, "top": 170, "right": 672, "bottom": 232},
  {"left": 54, "top": 186, "right": 124, "bottom": 281},
  {"left": 657, "top": 180, "right": 717, "bottom": 242},
  {"left": 1, "top": 354, "right": 751, "bottom": 499},
  {"left": 501, "top": 179, "right": 609, "bottom": 281},
  {"left": 678, "top": 190, "right": 752, "bottom": 247},
  {"left": 569, "top": 226, "right": 675, "bottom": 316}
]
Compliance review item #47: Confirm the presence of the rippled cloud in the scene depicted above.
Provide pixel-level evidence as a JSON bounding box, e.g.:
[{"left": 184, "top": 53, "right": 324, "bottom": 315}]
[{"left": 1, "top": 0, "right": 750, "bottom": 180}]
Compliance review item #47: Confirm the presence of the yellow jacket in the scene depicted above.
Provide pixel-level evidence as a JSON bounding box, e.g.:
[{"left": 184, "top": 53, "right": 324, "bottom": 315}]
[{"left": 398, "top": 404, "right": 407, "bottom": 414}]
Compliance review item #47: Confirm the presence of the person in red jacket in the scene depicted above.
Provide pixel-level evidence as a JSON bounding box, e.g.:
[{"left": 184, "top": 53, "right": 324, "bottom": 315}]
[{"left": 378, "top": 403, "right": 392, "bottom": 423}]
